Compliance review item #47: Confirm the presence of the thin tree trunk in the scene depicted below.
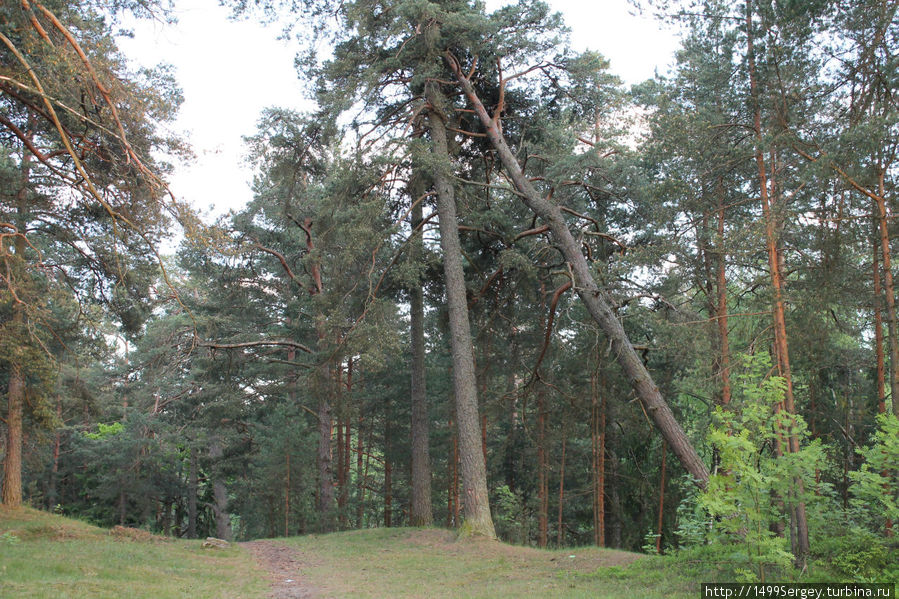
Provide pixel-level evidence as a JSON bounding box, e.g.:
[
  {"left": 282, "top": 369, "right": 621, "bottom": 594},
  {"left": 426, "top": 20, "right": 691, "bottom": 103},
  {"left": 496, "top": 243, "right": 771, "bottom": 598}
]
[
  {"left": 361, "top": 425, "right": 374, "bottom": 528},
  {"left": 47, "top": 396, "right": 62, "bottom": 510},
  {"left": 874, "top": 231, "right": 887, "bottom": 415},
  {"left": 119, "top": 490, "right": 127, "bottom": 526},
  {"left": 316, "top": 359, "right": 335, "bottom": 532},
  {"left": 745, "top": 4, "right": 809, "bottom": 565},
  {"left": 537, "top": 386, "right": 548, "bottom": 548},
  {"left": 426, "top": 84, "right": 494, "bottom": 537},
  {"left": 384, "top": 457, "right": 392, "bottom": 528},
  {"left": 447, "top": 419, "right": 455, "bottom": 528},
  {"left": 343, "top": 360, "right": 351, "bottom": 525},
  {"left": 209, "top": 439, "right": 232, "bottom": 541},
  {"left": 452, "top": 420, "right": 460, "bottom": 526},
  {"left": 409, "top": 193, "right": 434, "bottom": 526},
  {"left": 874, "top": 168, "right": 899, "bottom": 415},
  {"left": 285, "top": 451, "right": 291, "bottom": 537},
  {"left": 357, "top": 415, "right": 365, "bottom": 528},
  {"left": 188, "top": 446, "right": 198, "bottom": 539},
  {"left": 656, "top": 442, "right": 667, "bottom": 553},
  {"left": 873, "top": 227, "right": 893, "bottom": 535},
  {"left": 592, "top": 367, "right": 606, "bottom": 547},
  {"left": 343, "top": 421, "right": 351, "bottom": 526},
  {"left": 162, "top": 498, "right": 172, "bottom": 537},
  {"left": 448, "top": 61, "right": 709, "bottom": 488},
  {"left": 608, "top": 457, "right": 623, "bottom": 548},
  {"left": 716, "top": 192, "right": 732, "bottom": 406},
  {"left": 557, "top": 432, "right": 566, "bottom": 547}
]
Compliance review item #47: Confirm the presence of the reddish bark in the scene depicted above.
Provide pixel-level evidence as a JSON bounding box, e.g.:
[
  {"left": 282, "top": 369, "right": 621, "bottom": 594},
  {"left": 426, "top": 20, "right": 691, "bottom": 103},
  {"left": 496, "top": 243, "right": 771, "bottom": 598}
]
[
  {"left": 874, "top": 169, "right": 899, "bottom": 416},
  {"left": 874, "top": 234, "right": 887, "bottom": 415},
  {"left": 716, "top": 196, "right": 732, "bottom": 406},
  {"left": 746, "top": 3, "right": 809, "bottom": 563},
  {"left": 1, "top": 135, "right": 31, "bottom": 509}
]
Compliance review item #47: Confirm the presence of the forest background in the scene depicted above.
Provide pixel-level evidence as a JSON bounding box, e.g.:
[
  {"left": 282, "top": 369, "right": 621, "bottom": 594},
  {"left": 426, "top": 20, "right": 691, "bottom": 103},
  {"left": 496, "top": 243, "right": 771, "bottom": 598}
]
[{"left": 1, "top": 0, "right": 897, "bottom": 584}]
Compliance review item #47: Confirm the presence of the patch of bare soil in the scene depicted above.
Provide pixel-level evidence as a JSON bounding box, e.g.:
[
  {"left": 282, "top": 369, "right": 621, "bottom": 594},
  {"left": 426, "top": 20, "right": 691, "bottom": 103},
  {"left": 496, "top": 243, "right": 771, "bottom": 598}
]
[
  {"left": 243, "top": 540, "right": 319, "bottom": 599},
  {"left": 401, "top": 528, "right": 641, "bottom": 571}
]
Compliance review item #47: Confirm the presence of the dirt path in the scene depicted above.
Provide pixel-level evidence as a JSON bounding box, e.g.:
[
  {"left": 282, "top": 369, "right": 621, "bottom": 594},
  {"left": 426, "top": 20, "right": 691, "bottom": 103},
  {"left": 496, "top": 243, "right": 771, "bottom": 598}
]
[{"left": 243, "top": 540, "right": 318, "bottom": 599}]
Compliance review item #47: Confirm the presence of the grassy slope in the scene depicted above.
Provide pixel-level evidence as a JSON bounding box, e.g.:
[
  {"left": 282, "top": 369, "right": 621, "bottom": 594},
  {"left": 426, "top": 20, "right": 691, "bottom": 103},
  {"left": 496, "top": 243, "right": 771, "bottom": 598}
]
[
  {"left": 1, "top": 508, "right": 707, "bottom": 598},
  {"left": 281, "top": 527, "right": 700, "bottom": 599},
  {"left": 0, "top": 507, "right": 268, "bottom": 599}
]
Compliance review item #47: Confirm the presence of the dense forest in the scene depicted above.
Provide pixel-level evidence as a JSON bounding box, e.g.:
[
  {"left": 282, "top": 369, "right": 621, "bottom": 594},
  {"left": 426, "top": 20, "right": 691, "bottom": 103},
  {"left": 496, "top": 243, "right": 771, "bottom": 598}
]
[{"left": 2, "top": 0, "right": 898, "bottom": 583}]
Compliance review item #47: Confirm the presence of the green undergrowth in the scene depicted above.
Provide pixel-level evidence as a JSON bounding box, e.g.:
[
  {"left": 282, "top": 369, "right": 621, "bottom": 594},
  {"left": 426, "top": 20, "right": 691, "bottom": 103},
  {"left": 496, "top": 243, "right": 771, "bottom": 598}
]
[
  {"left": 0, "top": 507, "right": 267, "bottom": 599},
  {"left": 278, "top": 527, "right": 698, "bottom": 598}
]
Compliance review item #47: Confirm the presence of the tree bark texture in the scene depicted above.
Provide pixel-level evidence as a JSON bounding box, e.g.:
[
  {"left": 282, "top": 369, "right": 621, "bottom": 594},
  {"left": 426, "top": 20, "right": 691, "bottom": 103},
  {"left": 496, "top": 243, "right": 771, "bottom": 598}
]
[
  {"left": 716, "top": 195, "right": 732, "bottom": 405},
  {"left": 426, "top": 85, "right": 495, "bottom": 538},
  {"left": 409, "top": 191, "right": 434, "bottom": 526},
  {"left": 1, "top": 138, "right": 32, "bottom": 509},
  {"left": 2, "top": 362, "right": 25, "bottom": 508},
  {"left": 209, "top": 439, "right": 233, "bottom": 541},
  {"left": 316, "top": 359, "right": 335, "bottom": 532},
  {"left": 874, "top": 169, "right": 899, "bottom": 415},
  {"left": 448, "top": 60, "right": 710, "bottom": 488},
  {"left": 874, "top": 230, "right": 887, "bottom": 415}
]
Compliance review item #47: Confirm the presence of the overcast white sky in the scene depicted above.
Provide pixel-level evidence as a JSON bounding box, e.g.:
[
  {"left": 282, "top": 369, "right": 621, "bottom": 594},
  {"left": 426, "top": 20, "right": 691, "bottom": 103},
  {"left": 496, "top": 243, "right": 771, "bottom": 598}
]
[{"left": 118, "top": 0, "right": 679, "bottom": 219}]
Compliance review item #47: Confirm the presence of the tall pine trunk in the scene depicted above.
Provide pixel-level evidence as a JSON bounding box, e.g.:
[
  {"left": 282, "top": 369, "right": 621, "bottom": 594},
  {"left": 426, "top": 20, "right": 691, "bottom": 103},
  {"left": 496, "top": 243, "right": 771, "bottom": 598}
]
[
  {"left": 537, "top": 387, "right": 548, "bottom": 547},
  {"left": 591, "top": 367, "right": 606, "bottom": 547},
  {"left": 873, "top": 168, "right": 899, "bottom": 415},
  {"left": 209, "top": 439, "right": 233, "bottom": 541},
  {"left": 716, "top": 193, "right": 732, "bottom": 406},
  {"left": 2, "top": 362, "right": 25, "bottom": 508},
  {"left": 426, "top": 84, "right": 495, "bottom": 538},
  {"left": 316, "top": 358, "right": 335, "bottom": 532},
  {"left": 874, "top": 230, "right": 887, "bottom": 415},
  {"left": 2, "top": 136, "right": 32, "bottom": 509},
  {"left": 557, "top": 431, "right": 567, "bottom": 547},
  {"left": 409, "top": 189, "right": 434, "bottom": 526}
]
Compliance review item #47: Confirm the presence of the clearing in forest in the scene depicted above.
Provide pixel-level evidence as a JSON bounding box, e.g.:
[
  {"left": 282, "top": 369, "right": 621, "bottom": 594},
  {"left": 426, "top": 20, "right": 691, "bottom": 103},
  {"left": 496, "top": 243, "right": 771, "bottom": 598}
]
[{"left": 1, "top": 508, "right": 698, "bottom": 598}]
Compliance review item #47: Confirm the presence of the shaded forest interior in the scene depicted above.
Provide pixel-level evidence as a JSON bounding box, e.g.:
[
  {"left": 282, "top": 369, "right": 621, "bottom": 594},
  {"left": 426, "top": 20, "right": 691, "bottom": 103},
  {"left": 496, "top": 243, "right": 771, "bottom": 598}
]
[{"left": 1, "top": 0, "right": 898, "bottom": 583}]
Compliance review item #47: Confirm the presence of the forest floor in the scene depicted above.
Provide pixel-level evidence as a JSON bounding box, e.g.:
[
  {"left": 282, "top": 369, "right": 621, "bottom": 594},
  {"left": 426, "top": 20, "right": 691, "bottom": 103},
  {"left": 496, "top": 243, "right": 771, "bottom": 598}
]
[
  {"left": 1, "top": 507, "right": 702, "bottom": 598},
  {"left": 248, "top": 528, "right": 699, "bottom": 598}
]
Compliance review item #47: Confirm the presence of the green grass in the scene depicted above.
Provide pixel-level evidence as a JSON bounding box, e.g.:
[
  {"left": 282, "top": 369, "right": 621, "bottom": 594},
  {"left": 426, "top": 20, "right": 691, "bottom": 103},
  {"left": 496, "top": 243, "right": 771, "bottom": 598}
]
[
  {"left": 279, "top": 527, "right": 703, "bottom": 598},
  {"left": 0, "top": 507, "right": 268, "bottom": 599},
  {"left": 0, "top": 508, "right": 732, "bottom": 598}
]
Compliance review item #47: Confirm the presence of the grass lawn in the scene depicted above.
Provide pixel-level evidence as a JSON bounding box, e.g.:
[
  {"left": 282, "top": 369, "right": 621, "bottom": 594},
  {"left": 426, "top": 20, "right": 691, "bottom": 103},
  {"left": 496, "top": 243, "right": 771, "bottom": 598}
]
[
  {"left": 0, "top": 507, "right": 268, "bottom": 599},
  {"left": 1, "top": 508, "right": 731, "bottom": 598},
  {"left": 279, "top": 527, "right": 702, "bottom": 598}
]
